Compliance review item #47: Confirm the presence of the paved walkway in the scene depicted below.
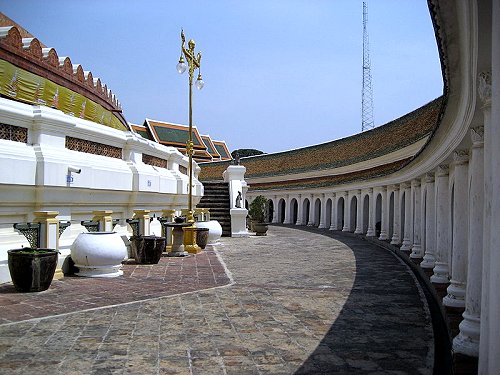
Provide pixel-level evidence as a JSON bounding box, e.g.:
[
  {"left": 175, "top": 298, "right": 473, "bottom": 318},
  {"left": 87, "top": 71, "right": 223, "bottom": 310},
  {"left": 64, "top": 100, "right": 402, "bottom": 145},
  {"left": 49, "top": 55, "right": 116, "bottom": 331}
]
[{"left": 0, "top": 226, "right": 434, "bottom": 374}]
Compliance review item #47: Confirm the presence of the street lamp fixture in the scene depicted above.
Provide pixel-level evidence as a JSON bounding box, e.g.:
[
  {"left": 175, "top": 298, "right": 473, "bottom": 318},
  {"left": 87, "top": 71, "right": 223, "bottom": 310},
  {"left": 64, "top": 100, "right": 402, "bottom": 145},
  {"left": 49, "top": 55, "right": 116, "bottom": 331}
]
[{"left": 176, "top": 29, "right": 204, "bottom": 253}]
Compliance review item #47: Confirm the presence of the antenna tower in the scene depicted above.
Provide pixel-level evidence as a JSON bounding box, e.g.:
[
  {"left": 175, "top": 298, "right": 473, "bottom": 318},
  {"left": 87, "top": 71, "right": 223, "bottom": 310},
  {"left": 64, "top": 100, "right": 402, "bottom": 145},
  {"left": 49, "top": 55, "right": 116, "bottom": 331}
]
[{"left": 362, "top": 2, "right": 374, "bottom": 131}]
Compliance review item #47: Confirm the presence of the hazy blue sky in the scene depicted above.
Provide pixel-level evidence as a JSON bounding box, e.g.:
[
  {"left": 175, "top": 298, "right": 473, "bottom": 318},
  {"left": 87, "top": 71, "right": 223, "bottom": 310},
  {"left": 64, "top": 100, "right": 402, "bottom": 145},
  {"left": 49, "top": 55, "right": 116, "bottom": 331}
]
[{"left": 0, "top": 0, "right": 442, "bottom": 153}]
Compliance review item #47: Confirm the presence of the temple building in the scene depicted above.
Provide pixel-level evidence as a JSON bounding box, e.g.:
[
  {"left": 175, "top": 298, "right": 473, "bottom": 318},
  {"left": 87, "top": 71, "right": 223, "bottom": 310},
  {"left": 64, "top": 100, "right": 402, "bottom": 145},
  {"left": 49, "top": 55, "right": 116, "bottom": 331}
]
[
  {"left": 0, "top": 12, "right": 203, "bottom": 280},
  {"left": 130, "top": 120, "right": 232, "bottom": 163}
]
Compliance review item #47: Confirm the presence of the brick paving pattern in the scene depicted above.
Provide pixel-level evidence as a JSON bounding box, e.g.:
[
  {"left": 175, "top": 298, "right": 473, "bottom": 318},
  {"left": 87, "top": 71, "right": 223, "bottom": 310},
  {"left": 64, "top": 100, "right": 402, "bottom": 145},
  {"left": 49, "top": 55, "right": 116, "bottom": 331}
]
[
  {"left": 0, "top": 226, "right": 433, "bottom": 374},
  {"left": 0, "top": 250, "right": 230, "bottom": 324}
]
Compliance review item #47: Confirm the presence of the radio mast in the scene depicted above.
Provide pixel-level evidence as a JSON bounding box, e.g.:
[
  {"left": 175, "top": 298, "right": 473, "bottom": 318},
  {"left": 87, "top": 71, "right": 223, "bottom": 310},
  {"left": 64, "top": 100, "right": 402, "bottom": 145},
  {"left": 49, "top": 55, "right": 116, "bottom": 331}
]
[{"left": 362, "top": 2, "right": 374, "bottom": 131}]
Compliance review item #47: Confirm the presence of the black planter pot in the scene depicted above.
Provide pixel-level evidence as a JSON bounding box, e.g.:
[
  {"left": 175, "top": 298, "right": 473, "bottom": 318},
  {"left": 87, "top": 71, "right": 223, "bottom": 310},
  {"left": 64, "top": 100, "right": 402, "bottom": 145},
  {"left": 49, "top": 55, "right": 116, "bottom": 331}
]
[
  {"left": 130, "top": 236, "right": 166, "bottom": 264},
  {"left": 195, "top": 227, "right": 209, "bottom": 250},
  {"left": 7, "top": 248, "right": 58, "bottom": 292},
  {"left": 253, "top": 222, "right": 269, "bottom": 236}
]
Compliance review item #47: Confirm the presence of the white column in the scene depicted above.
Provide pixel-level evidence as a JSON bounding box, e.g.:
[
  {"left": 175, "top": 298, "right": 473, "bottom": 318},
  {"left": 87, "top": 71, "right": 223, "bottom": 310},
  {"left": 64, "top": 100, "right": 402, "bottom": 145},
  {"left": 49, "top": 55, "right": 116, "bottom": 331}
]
[
  {"left": 296, "top": 194, "right": 303, "bottom": 225},
  {"left": 454, "top": 127, "right": 484, "bottom": 357},
  {"left": 443, "top": 150, "right": 469, "bottom": 308},
  {"left": 271, "top": 196, "right": 278, "bottom": 224},
  {"left": 400, "top": 183, "right": 412, "bottom": 251},
  {"left": 390, "top": 186, "right": 401, "bottom": 245},
  {"left": 410, "top": 179, "right": 423, "bottom": 259},
  {"left": 329, "top": 193, "right": 337, "bottom": 230},
  {"left": 318, "top": 193, "right": 327, "bottom": 228},
  {"left": 421, "top": 173, "right": 436, "bottom": 270},
  {"left": 354, "top": 190, "right": 363, "bottom": 234},
  {"left": 283, "top": 195, "right": 291, "bottom": 224},
  {"left": 307, "top": 194, "right": 314, "bottom": 226},
  {"left": 478, "top": 68, "right": 494, "bottom": 373},
  {"left": 366, "top": 188, "right": 375, "bottom": 236},
  {"left": 379, "top": 187, "right": 389, "bottom": 240},
  {"left": 432, "top": 165, "right": 451, "bottom": 284},
  {"left": 342, "top": 191, "right": 350, "bottom": 232}
]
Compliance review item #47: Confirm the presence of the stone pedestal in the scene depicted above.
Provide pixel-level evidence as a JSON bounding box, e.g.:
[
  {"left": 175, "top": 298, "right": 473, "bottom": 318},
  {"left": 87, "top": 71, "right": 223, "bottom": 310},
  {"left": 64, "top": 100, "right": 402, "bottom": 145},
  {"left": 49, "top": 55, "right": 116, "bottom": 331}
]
[
  {"left": 34, "top": 211, "right": 62, "bottom": 279},
  {"left": 230, "top": 208, "right": 249, "bottom": 237},
  {"left": 92, "top": 210, "right": 114, "bottom": 232},
  {"left": 132, "top": 209, "right": 151, "bottom": 236},
  {"left": 183, "top": 226, "right": 201, "bottom": 254},
  {"left": 165, "top": 223, "right": 188, "bottom": 257}
]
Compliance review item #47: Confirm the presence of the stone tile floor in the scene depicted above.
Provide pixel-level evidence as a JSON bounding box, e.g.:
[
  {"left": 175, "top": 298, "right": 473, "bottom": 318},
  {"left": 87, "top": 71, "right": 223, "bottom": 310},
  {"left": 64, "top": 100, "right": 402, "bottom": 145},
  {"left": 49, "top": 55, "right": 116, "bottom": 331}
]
[{"left": 0, "top": 225, "right": 434, "bottom": 374}]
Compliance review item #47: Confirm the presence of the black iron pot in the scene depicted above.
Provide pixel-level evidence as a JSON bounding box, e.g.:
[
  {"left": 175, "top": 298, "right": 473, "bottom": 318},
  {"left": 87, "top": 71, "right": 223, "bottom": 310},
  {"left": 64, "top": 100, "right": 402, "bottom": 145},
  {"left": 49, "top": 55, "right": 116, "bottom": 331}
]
[
  {"left": 130, "top": 236, "right": 166, "bottom": 264},
  {"left": 8, "top": 248, "right": 58, "bottom": 292}
]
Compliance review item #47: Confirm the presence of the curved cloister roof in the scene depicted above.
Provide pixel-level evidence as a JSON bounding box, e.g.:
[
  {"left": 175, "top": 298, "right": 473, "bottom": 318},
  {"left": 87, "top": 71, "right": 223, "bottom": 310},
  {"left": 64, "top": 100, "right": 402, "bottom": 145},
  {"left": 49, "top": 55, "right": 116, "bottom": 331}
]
[{"left": 199, "top": 96, "right": 445, "bottom": 190}]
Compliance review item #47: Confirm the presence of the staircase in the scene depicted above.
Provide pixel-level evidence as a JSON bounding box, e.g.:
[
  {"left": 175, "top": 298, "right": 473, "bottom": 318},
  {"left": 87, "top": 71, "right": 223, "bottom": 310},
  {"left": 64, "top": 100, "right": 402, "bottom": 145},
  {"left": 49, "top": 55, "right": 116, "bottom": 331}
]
[{"left": 197, "top": 181, "right": 231, "bottom": 236}]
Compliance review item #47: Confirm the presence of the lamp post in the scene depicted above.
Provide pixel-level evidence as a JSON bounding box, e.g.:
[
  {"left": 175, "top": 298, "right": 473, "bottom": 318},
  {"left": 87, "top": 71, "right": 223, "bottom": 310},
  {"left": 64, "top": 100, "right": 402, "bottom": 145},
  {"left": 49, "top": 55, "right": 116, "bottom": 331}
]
[{"left": 176, "top": 29, "right": 204, "bottom": 253}]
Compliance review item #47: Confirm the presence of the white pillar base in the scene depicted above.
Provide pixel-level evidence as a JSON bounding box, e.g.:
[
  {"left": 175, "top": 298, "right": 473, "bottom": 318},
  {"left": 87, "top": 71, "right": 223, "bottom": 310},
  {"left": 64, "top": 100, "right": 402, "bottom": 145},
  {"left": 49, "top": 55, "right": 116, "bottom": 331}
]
[
  {"left": 431, "top": 262, "right": 449, "bottom": 283},
  {"left": 379, "top": 231, "right": 388, "bottom": 240},
  {"left": 410, "top": 244, "right": 423, "bottom": 259},
  {"left": 453, "top": 313, "right": 481, "bottom": 357},
  {"left": 443, "top": 281, "right": 466, "bottom": 308},
  {"left": 420, "top": 254, "right": 436, "bottom": 269},
  {"left": 390, "top": 234, "right": 400, "bottom": 245},
  {"left": 400, "top": 238, "right": 412, "bottom": 251}
]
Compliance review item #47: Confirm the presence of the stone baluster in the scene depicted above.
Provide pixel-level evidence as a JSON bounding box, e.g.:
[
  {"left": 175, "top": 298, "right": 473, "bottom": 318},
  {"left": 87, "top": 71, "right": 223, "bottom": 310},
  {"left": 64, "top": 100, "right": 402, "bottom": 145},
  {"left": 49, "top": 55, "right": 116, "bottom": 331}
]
[
  {"left": 390, "top": 186, "right": 401, "bottom": 245},
  {"left": 410, "top": 179, "right": 423, "bottom": 261},
  {"left": 34, "top": 211, "right": 63, "bottom": 280},
  {"left": 421, "top": 173, "right": 436, "bottom": 274},
  {"left": 443, "top": 150, "right": 469, "bottom": 314},
  {"left": 454, "top": 127, "right": 484, "bottom": 359},
  {"left": 133, "top": 209, "right": 151, "bottom": 236},
  {"left": 400, "top": 182, "right": 412, "bottom": 252},
  {"left": 92, "top": 210, "right": 114, "bottom": 232}
]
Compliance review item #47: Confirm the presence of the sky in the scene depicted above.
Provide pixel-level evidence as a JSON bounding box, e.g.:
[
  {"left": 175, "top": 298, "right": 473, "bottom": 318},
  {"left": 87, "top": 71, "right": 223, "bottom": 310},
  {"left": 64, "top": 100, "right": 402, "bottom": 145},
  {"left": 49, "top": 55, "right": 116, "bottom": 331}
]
[{"left": 0, "top": 0, "right": 443, "bottom": 154}]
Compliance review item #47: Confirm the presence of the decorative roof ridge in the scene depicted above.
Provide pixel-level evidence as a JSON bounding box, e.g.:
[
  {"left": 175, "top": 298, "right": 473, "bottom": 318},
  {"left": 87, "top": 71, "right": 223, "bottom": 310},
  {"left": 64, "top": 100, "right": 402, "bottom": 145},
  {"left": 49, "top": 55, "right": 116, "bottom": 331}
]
[
  {"left": 145, "top": 119, "right": 206, "bottom": 134},
  {"left": 0, "top": 21, "right": 128, "bottom": 129}
]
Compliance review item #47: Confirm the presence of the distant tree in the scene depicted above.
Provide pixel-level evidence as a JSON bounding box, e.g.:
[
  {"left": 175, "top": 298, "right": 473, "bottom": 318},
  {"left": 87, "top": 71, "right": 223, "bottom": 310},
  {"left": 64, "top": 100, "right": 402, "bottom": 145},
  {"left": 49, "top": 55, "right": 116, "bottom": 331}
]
[{"left": 231, "top": 149, "right": 265, "bottom": 159}]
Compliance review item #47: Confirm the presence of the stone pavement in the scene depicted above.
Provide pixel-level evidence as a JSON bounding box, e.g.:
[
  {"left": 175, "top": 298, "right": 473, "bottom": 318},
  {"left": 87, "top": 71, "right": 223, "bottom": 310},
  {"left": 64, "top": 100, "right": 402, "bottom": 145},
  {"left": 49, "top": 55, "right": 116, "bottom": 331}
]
[{"left": 0, "top": 225, "right": 434, "bottom": 374}]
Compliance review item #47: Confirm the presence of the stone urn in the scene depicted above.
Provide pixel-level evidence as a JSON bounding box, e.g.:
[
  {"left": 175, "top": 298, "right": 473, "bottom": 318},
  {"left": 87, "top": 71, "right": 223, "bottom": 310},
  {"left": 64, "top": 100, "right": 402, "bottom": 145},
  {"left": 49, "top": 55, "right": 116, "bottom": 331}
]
[
  {"left": 71, "top": 232, "right": 127, "bottom": 277},
  {"left": 195, "top": 220, "right": 222, "bottom": 246}
]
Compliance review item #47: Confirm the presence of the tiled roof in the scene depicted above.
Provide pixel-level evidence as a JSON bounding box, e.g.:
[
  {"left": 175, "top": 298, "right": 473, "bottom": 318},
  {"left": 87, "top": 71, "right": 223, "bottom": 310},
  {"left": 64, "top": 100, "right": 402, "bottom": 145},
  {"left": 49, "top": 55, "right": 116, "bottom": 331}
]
[
  {"left": 212, "top": 140, "right": 232, "bottom": 160},
  {"left": 145, "top": 120, "right": 205, "bottom": 148},
  {"left": 130, "top": 123, "right": 153, "bottom": 141},
  {"left": 199, "top": 96, "right": 445, "bottom": 189},
  {"left": 201, "top": 135, "right": 221, "bottom": 160}
]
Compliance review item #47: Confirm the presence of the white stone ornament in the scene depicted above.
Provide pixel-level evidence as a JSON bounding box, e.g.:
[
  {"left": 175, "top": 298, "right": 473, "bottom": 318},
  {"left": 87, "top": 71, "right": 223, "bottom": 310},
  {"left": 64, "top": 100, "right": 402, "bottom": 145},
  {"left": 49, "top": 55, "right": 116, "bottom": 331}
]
[{"left": 71, "top": 232, "right": 127, "bottom": 277}]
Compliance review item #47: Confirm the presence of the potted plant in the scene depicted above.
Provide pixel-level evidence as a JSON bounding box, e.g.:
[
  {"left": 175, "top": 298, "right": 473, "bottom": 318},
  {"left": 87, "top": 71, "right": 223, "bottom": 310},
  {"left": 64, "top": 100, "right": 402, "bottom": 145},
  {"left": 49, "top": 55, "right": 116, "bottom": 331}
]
[
  {"left": 249, "top": 195, "right": 269, "bottom": 236},
  {"left": 8, "top": 247, "right": 59, "bottom": 292}
]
